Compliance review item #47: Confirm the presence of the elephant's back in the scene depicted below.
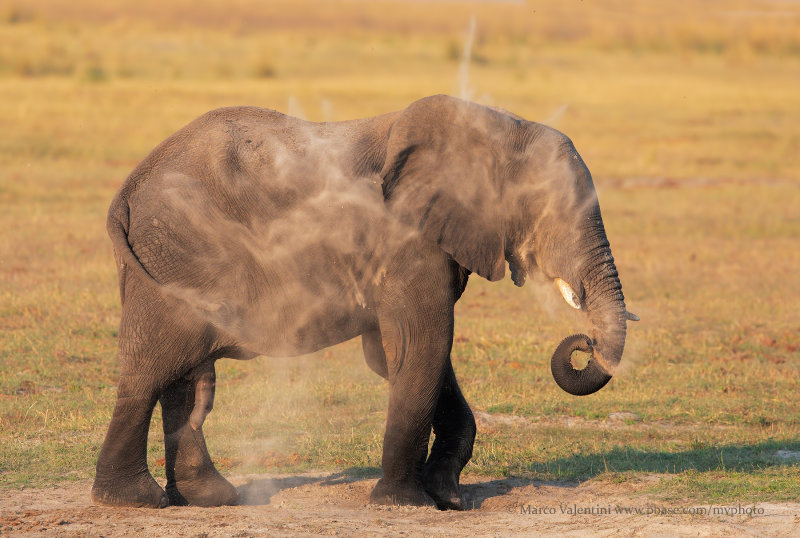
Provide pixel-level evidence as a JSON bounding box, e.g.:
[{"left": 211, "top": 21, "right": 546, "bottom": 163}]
[{"left": 125, "top": 106, "right": 393, "bottom": 224}]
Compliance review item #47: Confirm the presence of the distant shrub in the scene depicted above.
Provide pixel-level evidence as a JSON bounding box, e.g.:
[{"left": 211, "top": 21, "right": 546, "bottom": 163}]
[
  {"left": 446, "top": 40, "right": 460, "bottom": 62},
  {"left": 4, "top": 6, "right": 34, "bottom": 24},
  {"left": 83, "top": 63, "right": 107, "bottom": 83},
  {"left": 445, "top": 39, "right": 489, "bottom": 65},
  {"left": 254, "top": 61, "right": 277, "bottom": 78},
  {"left": 11, "top": 57, "right": 75, "bottom": 77}
]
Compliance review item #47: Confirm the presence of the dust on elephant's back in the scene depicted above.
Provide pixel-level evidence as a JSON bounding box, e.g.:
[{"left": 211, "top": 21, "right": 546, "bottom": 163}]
[{"left": 125, "top": 142, "right": 408, "bottom": 356}]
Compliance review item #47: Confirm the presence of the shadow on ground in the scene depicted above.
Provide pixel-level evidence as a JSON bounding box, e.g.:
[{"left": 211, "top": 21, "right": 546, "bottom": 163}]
[
  {"left": 525, "top": 439, "right": 800, "bottom": 480},
  {"left": 237, "top": 467, "right": 381, "bottom": 505},
  {"left": 236, "top": 467, "right": 551, "bottom": 509},
  {"left": 236, "top": 439, "right": 800, "bottom": 508}
]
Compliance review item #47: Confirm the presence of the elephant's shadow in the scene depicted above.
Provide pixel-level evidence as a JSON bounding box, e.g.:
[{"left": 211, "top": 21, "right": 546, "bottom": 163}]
[{"left": 235, "top": 468, "right": 541, "bottom": 509}]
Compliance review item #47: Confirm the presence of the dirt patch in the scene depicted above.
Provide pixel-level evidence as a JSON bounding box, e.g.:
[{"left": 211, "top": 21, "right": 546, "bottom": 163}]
[{"left": 1, "top": 473, "right": 798, "bottom": 536}]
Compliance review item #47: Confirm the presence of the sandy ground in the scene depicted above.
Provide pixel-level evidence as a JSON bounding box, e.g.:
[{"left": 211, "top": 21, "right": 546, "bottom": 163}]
[{"left": 1, "top": 473, "right": 798, "bottom": 537}]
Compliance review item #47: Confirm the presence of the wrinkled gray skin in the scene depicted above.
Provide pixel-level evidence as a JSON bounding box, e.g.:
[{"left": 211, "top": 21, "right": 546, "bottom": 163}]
[{"left": 92, "top": 95, "right": 634, "bottom": 510}]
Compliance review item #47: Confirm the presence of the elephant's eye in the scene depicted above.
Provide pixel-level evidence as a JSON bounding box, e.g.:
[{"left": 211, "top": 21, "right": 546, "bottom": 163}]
[{"left": 555, "top": 278, "right": 581, "bottom": 310}]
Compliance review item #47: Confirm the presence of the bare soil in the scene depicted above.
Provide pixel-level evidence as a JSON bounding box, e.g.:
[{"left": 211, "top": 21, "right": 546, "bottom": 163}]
[{"left": 1, "top": 473, "right": 798, "bottom": 536}]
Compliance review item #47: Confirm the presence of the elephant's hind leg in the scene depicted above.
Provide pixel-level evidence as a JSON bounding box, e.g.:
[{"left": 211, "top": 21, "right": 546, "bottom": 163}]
[
  {"left": 91, "top": 374, "right": 168, "bottom": 508},
  {"left": 422, "top": 360, "right": 476, "bottom": 510},
  {"left": 160, "top": 361, "right": 239, "bottom": 507}
]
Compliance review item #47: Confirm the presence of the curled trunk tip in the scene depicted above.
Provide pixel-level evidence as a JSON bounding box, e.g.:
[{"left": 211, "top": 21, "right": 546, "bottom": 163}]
[{"left": 550, "top": 333, "right": 612, "bottom": 396}]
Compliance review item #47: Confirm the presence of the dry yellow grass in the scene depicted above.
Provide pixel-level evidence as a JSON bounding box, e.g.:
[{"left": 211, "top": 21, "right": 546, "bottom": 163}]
[{"left": 1, "top": 0, "right": 798, "bottom": 503}]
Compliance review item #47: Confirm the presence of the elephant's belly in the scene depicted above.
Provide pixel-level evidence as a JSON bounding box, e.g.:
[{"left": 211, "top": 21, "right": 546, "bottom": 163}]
[
  {"left": 252, "top": 302, "right": 373, "bottom": 357},
  {"left": 181, "top": 274, "right": 376, "bottom": 358}
]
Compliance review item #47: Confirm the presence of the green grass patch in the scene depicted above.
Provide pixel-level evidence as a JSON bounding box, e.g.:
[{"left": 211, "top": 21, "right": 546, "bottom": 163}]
[{"left": 649, "top": 467, "right": 800, "bottom": 503}]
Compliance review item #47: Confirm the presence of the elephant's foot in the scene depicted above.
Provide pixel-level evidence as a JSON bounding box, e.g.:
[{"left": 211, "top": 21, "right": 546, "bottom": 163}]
[
  {"left": 369, "top": 478, "right": 436, "bottom": 507},
  {"left": 422, "top": 460, "right": 464, "bottom": 510},
  {"left": 168, "top": 467, "right": 239, "bottom": 507},
  {"left": 91, "top": 471, "right": 168, "bottom": 508},
  {"left": 168, "top": 428, "right": 239, "bottom": 507}
]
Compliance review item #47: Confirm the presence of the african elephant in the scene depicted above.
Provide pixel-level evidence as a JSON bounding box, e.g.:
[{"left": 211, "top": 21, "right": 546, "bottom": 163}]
[{"left": 91, "top": 94, "right": 637, "bottom": 510}]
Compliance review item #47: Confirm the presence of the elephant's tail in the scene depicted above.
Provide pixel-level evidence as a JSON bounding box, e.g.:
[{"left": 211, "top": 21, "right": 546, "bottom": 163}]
[{"left": 106, "top": 190, "right": 158, "bottom": 304}]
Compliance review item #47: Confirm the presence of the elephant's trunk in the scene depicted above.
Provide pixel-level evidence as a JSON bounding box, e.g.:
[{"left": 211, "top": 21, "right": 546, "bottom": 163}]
[{"left": 550, "top": 216, "right": 628, "bottom": 396}]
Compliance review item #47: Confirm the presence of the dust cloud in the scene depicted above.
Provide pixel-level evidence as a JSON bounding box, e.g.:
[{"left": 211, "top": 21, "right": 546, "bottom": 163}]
[
  {"left": 287, "top": 95, "right": 306, "bottom": 120},
  {"left": 458, "top": 15, "right": 477, "bottom": 101},
  {"left": 542, "top": 103, "right": 569, "bottom": 127}
]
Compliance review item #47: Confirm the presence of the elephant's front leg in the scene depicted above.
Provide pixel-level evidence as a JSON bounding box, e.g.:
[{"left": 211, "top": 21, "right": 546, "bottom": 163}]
[
  {"left": 369, "top": 307, "right": 453, "bottom": 507},
  {"left": 422, "top": 360, "right": 475, "bottom": 510},
  {"left": 160, "top": 361, "right": 239, "bottom": 507}
]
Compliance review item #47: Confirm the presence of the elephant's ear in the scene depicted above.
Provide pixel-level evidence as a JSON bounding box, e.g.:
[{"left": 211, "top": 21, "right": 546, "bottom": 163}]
[{"left": 380, "top": 96, "right": 507, "bottom": 281}]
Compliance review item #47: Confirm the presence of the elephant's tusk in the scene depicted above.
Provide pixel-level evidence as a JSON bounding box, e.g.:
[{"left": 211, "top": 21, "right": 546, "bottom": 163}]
[
  {"left": 625, "top": 311, "right": 640, "bottom": 322},
  {"left": 555, "top": 278, "right": 581, "bottom": 310}
]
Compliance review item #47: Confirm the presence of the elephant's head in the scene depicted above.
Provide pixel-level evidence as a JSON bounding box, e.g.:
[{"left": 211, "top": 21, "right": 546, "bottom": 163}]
[{"left": 380, "top": 95, "right": 637, "bottom": 396}]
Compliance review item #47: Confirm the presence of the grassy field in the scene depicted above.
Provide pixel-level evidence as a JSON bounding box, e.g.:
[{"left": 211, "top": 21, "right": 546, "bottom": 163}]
[{"left": 1, "top": 0, "right": 799, "bottom": 506}]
